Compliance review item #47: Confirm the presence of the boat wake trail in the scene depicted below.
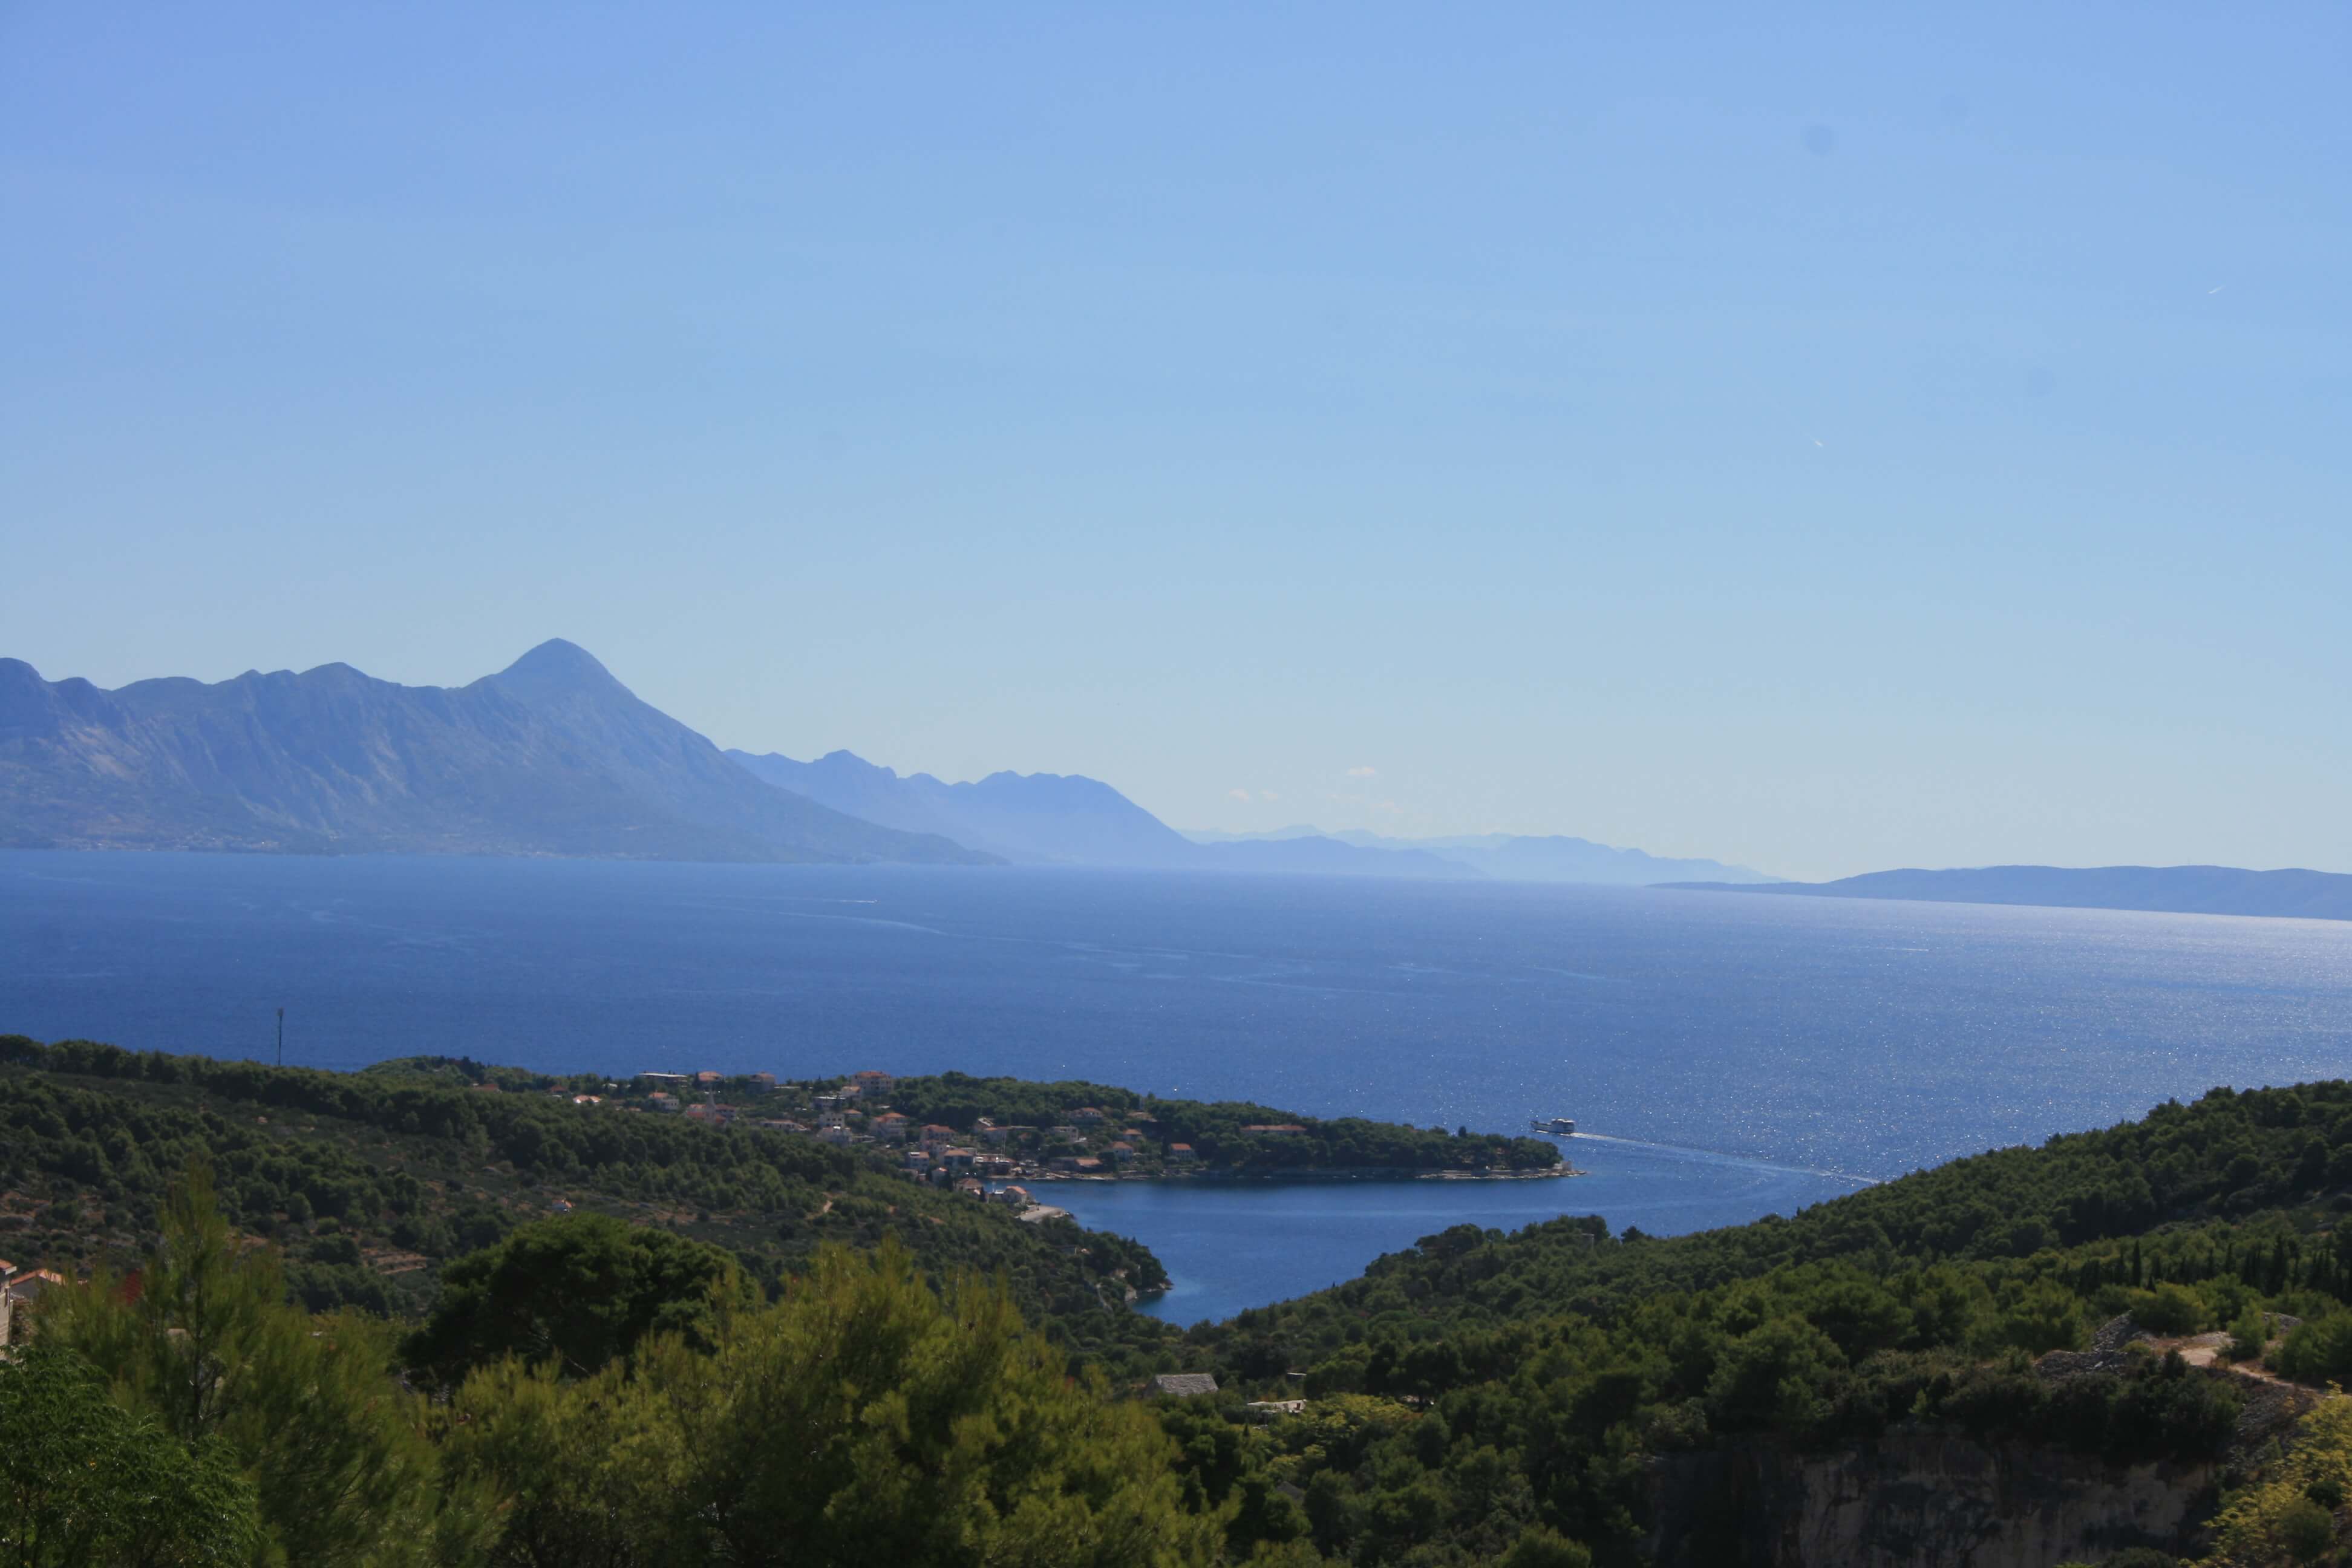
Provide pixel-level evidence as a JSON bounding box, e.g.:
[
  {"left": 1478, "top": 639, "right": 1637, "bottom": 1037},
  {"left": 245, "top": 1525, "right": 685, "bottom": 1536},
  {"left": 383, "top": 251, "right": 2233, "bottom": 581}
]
[{"left": 1564, "top": 1132, "right": 1880, "bottom": 1187}]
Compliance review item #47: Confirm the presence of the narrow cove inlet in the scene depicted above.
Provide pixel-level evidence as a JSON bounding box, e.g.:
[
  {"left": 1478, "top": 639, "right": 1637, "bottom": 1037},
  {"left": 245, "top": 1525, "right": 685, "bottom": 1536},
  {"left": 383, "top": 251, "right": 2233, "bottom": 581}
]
[{"left": 1046, "top": 1134, "right": 1871, "bottom": 1323}]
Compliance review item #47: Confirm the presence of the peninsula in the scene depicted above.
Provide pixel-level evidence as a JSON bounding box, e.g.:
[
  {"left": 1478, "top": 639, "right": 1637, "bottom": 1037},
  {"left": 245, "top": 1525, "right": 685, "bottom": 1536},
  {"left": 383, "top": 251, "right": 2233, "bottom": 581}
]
[{"left": 394, "top": 1059, "right": 1572, "bottom": 1190}]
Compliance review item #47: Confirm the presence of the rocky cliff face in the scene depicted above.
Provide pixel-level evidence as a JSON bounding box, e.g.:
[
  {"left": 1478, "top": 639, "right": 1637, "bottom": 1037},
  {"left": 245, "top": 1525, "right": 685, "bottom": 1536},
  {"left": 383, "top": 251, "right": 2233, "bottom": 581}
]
[{"left": 1647, "top": 1429, "right": 2215, "bottom": 1568}]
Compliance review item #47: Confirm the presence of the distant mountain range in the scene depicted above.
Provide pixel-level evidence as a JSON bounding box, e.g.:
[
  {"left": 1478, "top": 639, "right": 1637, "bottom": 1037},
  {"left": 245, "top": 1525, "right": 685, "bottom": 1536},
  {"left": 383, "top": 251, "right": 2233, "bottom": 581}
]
[
  {"left": 728, "top": 749, "right": 1200, "bottom": 867},
  {"left": 2, "top": 638, "right": 1777, "bottom": 884},
  {"left": 28, "top": 641, "right": 2336, "bottom": 921},
  {"left": 1667, "top": 864, "right": 2352, "bottom": 923},
  {"left": 0, "top": 641, "right": 987, "bottom": 865},
  {"left": 726, "top": 753, "right": 1495, "bottom": 877}
]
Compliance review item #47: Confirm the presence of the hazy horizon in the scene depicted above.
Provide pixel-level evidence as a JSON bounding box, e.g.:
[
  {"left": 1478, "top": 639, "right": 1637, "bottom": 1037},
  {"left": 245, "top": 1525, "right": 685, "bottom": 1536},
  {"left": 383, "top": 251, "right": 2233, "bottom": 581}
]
[{"left": 6, "top": 5, "right": 2348, "bottom": 881}]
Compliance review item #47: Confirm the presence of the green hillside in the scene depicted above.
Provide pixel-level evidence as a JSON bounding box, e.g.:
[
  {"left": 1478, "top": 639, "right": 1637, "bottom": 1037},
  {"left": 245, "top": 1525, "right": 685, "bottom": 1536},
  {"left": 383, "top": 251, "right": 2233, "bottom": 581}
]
[
  {"left": 1161, "top": 1081, "right": 2352, "bottom": 1564},
  {"left": 0, "top": 1036, "right": 1174, "bottom": 1364},
  {"left": 13, "top": 1039, "right": 2352, "bottom": 1566}
]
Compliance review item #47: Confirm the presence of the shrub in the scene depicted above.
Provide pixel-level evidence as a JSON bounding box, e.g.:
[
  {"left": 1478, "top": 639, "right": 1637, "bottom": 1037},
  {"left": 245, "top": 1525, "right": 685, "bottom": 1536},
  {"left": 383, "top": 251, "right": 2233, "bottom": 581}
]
[
  {"left": 2129, "top": 1284, "right": 2204, "bottom": 1336},
  {"left": 2273, "top": 1314, "right": 2352, "bottom": 1388}
]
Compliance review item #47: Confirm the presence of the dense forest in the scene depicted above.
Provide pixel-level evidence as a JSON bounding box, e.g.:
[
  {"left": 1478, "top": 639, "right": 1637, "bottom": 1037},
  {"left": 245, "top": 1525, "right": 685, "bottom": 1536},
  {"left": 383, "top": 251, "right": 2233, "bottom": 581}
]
[
  {"left": 13, "top": 1040, "right": 2352, "bottom": 1564},
  {"left": 0, "top": 1036, "right": 1174, "bottom": 1363}
]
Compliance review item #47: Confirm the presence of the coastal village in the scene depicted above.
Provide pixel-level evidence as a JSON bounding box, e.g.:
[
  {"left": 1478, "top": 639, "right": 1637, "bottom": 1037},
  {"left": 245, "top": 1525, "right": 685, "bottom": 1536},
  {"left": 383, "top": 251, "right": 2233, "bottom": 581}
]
[
  {"left": 606, "top": 1067, "right": 1264, "bottom": 1215},
  {"left": 475, "top": 1062, "right": 1569, "bottom": 1224}
]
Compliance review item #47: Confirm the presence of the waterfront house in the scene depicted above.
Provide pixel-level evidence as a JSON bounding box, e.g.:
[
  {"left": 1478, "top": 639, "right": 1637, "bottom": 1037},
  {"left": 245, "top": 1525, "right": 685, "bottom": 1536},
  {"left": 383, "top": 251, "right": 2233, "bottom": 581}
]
[
  {"left": 954, "top": 1177, "right": 985, "bottom": 1198},
  {"left": 995, "top": 1185, "right": 1031, "bottom": 1210},
  {"left": 942, "top": 1148, "right": 976, "bottom": 1174},
  {"left": 1109, "top": 1142, "right": 1136, "bottom": 1165},
  {"left": 1168, "top": 1143, "right": 1197, "bottom": 1164},
  {"left": 1072, "top": 1156, "right": 1104, "bottom": 1174}
]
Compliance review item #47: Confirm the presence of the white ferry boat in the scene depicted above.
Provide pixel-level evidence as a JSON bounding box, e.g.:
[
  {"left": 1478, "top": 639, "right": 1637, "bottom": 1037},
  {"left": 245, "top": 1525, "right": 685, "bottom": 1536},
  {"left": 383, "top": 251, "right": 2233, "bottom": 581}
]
[{"left": 1530, "top": 1116, "right": 1577, "bottom": 1136}]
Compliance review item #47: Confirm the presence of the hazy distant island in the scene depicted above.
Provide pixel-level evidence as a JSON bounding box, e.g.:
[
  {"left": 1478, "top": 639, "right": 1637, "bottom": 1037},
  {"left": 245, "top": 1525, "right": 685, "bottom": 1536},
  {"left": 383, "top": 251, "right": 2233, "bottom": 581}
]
[
  {"left": 1668, "top": 863, "right": 2352, "bottom": 924},
  {"left": 4, "top": 638, "right": 1771, "bottom": 882},
  {"left": 1185, "top": 825, "right": 1781, "bottom": 886}
]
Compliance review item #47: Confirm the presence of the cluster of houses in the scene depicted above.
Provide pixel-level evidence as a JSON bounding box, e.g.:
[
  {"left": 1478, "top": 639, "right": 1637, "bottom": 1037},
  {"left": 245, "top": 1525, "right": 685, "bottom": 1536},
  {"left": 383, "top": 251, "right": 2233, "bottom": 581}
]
[
  {"left": 608, "top": 1068, "right": 1213, "bottom": 1206},
  {"left": 0, "top": 1259, "right": 65, "bottom": 1344}
]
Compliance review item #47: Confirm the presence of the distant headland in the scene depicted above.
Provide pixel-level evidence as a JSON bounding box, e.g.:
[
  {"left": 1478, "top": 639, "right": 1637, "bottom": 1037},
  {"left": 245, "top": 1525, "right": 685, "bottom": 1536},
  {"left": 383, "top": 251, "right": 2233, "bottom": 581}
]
[
  {"left": 390, "top": 1060, "right": 1577, "bottom": 1193},
  {"left": 1666, "top": 863, "right": 2352, "bottom": 924}
]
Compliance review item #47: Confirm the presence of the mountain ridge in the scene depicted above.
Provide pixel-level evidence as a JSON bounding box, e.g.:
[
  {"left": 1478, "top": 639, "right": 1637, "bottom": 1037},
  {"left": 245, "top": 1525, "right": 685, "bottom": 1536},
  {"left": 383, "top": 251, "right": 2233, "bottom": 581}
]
[
  {"left": 0, "top": 641, "right": 991, "bottom": 866},
  {"left": 728, "top": 750, "right": 1647, "bottom": 880}
]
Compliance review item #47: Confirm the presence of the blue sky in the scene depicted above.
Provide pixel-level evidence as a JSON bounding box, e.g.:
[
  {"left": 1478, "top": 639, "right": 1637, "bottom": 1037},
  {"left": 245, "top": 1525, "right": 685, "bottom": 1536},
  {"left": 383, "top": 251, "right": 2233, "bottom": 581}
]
[{"left": 4, "top": 4, "right": 2347, "bottom": 880}]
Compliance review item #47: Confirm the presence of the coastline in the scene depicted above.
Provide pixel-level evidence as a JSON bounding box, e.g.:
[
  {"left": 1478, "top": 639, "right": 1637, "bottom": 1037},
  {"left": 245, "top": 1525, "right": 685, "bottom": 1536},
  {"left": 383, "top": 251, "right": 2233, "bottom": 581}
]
[{"left": 1022, "top": 1163, "right": 1580, "bottom": 1186}]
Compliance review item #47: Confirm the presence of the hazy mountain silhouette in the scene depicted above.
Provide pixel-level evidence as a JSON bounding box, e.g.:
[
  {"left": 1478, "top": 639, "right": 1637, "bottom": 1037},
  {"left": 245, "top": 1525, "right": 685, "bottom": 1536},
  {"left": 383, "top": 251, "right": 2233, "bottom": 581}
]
[
  {"left": 0, "top": 641, "right": 990, "bottom": 865},
  {"left": 728, "top": 749, "right": 1200, "bottom": 867},
  {"left": 729, "top": 750, "right": 1471, "bottom": 875},
  {"left": 1665, "top": 864, "right": 2352, "bottom": 922},
  {"left": 730, "top": 753, "right": 1752, "bottom": 883},
  {"left": 1184, "top": 826, "right": 1774, "bottom": 885}
]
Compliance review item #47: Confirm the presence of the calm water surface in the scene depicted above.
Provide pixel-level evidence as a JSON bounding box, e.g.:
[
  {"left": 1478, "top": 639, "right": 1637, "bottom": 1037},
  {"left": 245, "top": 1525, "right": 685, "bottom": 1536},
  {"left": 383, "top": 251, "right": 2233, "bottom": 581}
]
[{"left": 7, "top": 851, "right": 2352, "bottom": 1322}]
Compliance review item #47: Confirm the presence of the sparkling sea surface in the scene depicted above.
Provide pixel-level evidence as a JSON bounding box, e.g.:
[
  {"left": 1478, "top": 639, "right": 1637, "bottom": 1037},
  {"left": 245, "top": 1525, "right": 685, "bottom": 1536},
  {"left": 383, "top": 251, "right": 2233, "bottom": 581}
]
[{"left": 7, "top": 851, "right": 2352, "bottom": 1322}]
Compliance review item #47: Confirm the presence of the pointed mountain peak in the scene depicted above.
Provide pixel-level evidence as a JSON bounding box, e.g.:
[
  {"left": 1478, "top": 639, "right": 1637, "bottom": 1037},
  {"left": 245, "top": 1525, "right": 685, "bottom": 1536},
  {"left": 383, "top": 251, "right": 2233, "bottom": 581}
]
[
  {"left": 503, "top": 639, "right": 612, "bottom": 682},
  {"left": 486, "top": 639, "right": 635, "bottom": 706}
]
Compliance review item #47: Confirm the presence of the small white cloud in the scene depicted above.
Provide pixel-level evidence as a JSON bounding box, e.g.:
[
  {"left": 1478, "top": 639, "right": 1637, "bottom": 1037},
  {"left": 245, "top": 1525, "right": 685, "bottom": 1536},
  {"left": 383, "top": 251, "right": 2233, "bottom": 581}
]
[
  {"left": 1345, "top": 765, "right": 1378, "bottom": 779},
  {"left": 1260, "top": 790, "right": 1281, "bottom": 802},
  {"left": 2208, "top": 284, "right": 2226, "bottom": 295},
  {"left": 1227, "top": 788, "right": 1251, "bottom": 802},
  {"left": 1373, "top": 799, "right": 1403, "bottom": 814}
]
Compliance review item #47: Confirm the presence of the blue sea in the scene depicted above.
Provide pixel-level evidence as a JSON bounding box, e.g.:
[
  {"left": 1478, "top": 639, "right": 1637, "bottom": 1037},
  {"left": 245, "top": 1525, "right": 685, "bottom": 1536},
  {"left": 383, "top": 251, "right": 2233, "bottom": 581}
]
[{"left": 8, "top": 851, "right": 2352, "bottom": 1322}]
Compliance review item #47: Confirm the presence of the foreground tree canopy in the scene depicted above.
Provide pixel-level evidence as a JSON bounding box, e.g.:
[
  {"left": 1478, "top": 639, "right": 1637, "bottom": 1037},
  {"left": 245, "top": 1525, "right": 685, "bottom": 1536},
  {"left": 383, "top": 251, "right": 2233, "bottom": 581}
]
[
  {"left": 22, "top": 1047, "right": 2352, "bottom": 1563},
  {"left": 13, "top": 1165, "right": 1221, "bottom": 1567},
  {"left": 402, "top": 1212, "right": 757, "bottom": 1391}
]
